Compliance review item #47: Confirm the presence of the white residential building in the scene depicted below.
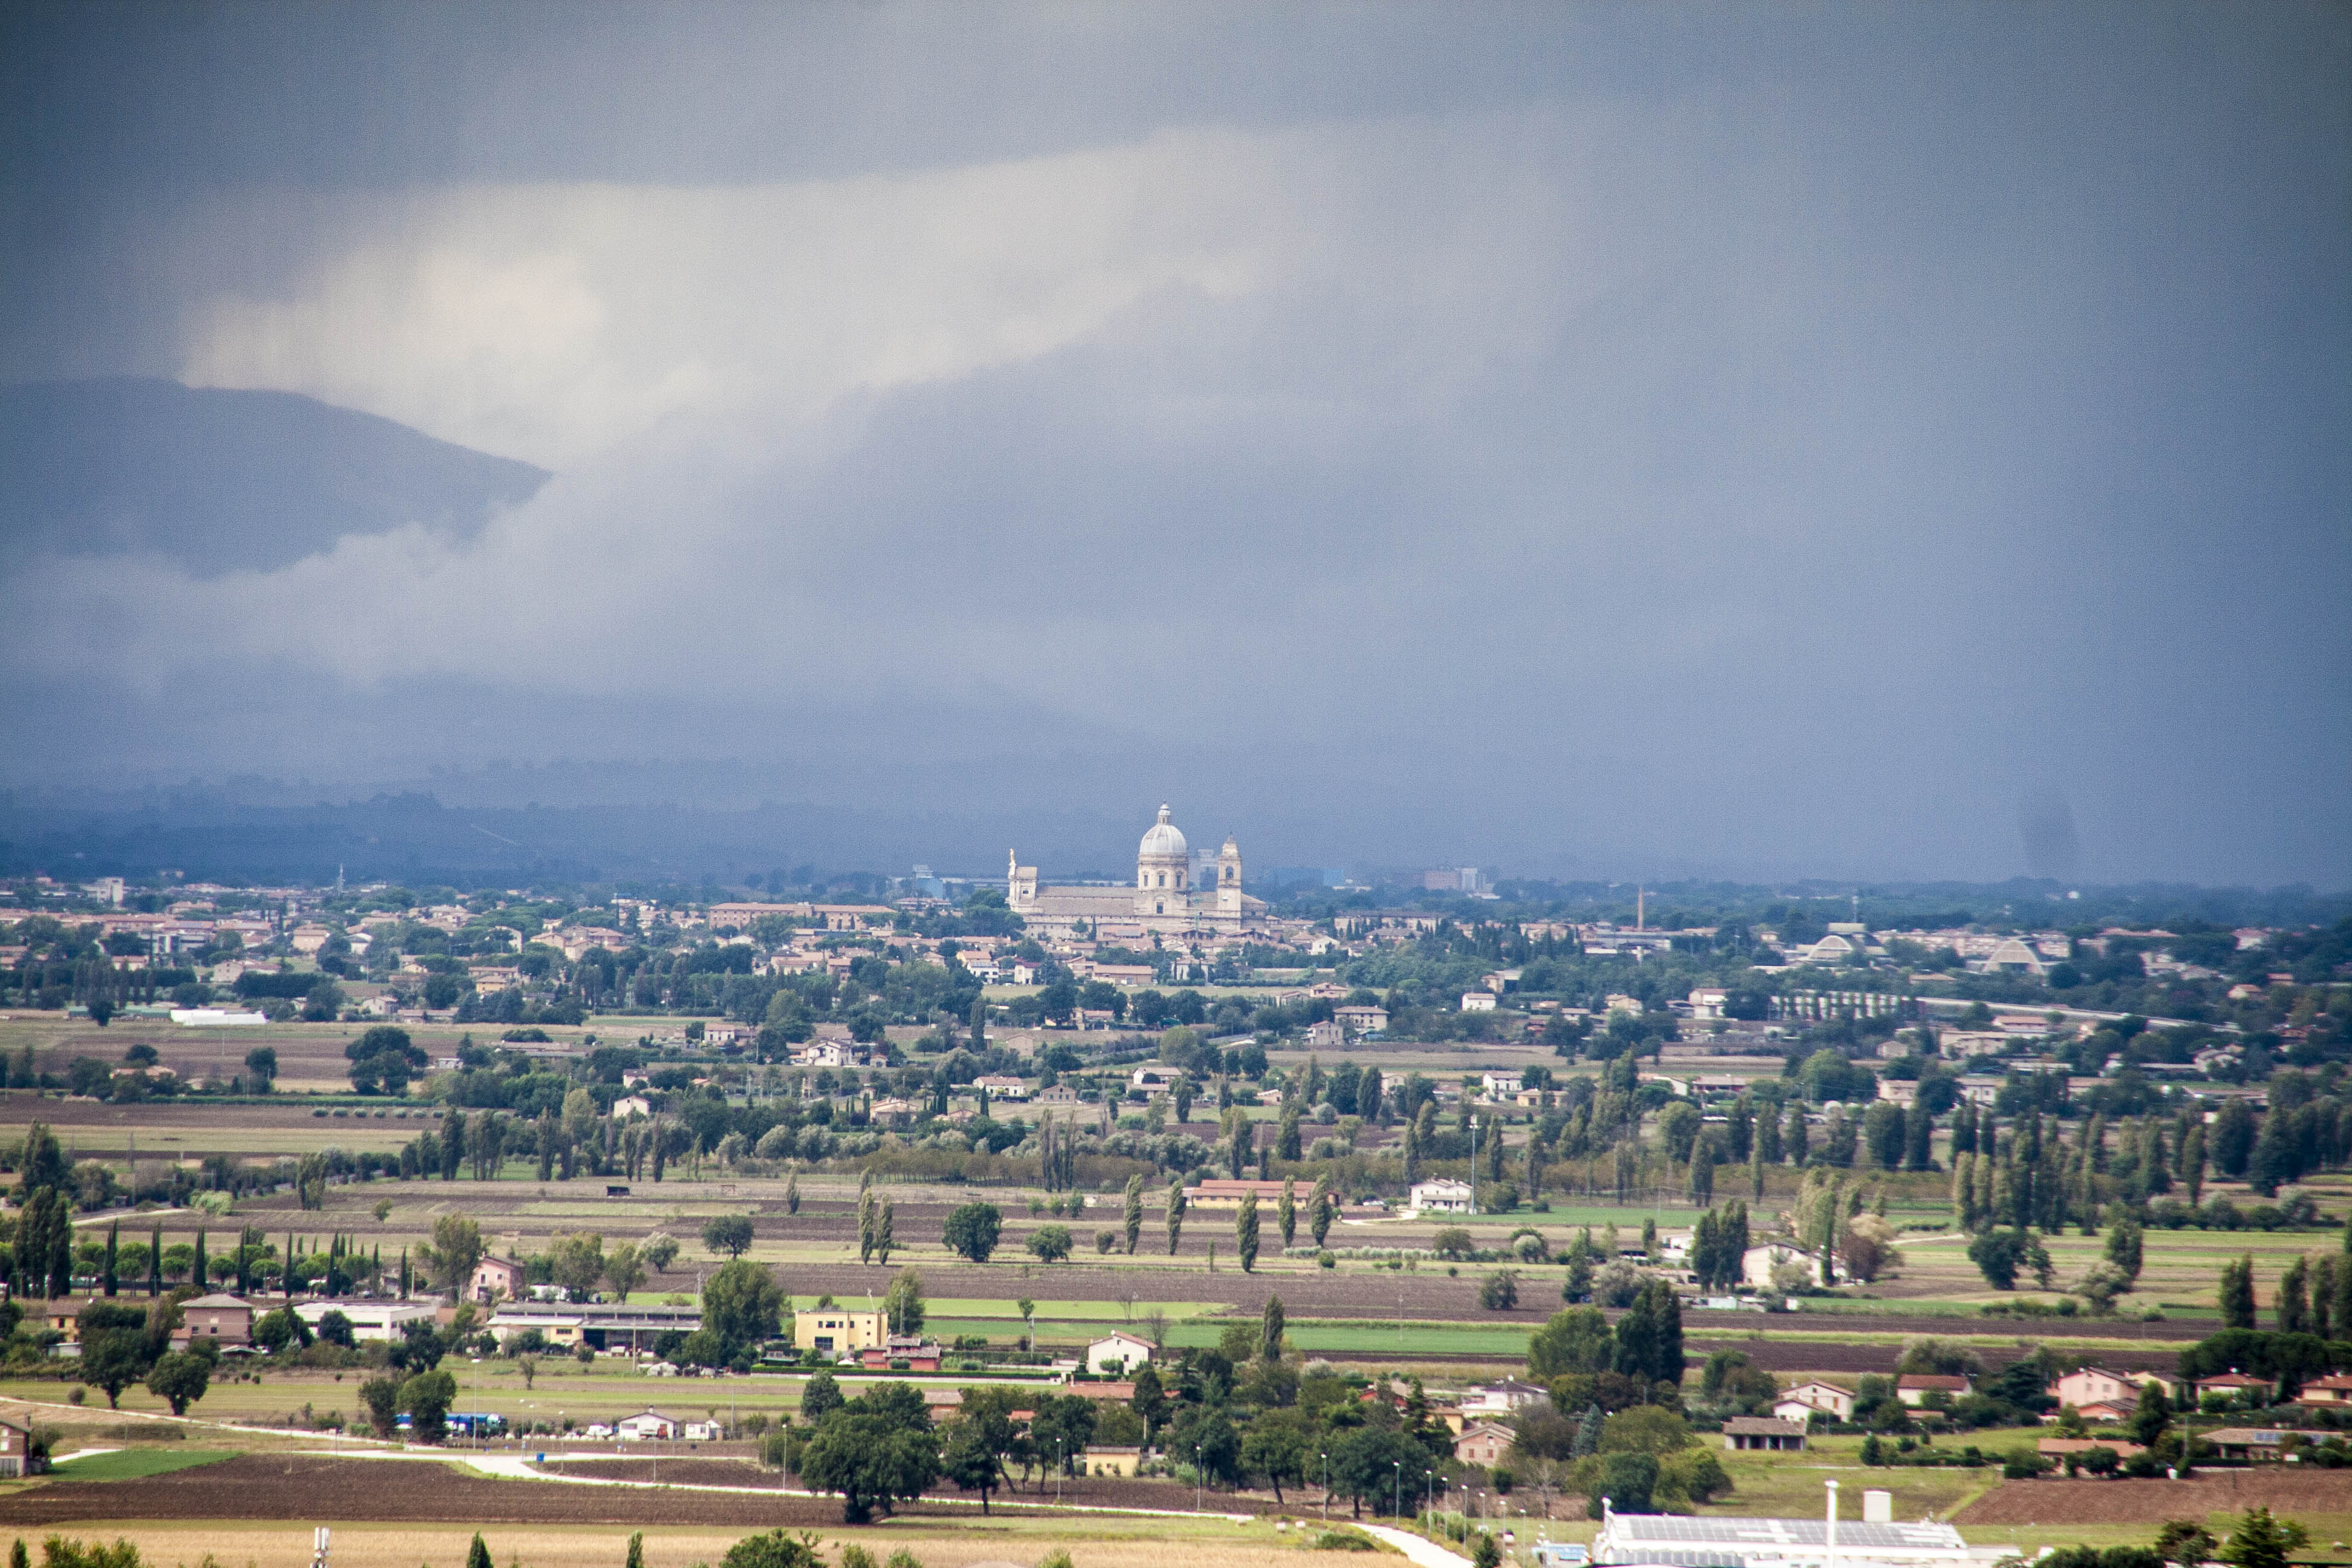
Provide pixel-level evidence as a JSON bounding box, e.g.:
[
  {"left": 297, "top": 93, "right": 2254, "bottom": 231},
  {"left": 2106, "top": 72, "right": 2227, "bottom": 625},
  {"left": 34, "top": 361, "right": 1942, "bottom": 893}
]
[
  {"left": 1408, "top": 1178, "right": 1474, "bottom": 1215},
  {"left": 1086, "top": 1331, "right": 1154, "bottom": 1375}
]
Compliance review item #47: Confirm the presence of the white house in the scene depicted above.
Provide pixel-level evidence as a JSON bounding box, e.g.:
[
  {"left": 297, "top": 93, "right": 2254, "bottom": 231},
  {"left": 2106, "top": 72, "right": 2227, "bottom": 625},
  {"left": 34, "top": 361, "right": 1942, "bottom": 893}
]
[
  {"left": 2051, "top": 1367, "right": 2177, "bottom": 1410},
  {"left": 1461, "top": 991, "right": 1497, "bottom": 1013},
  {"left": 1480, "top": 1071, "right": 1524, "bottom": 1099},
  {"left": 296, "top": 1299, "right": 439, "bottom": 1342},
  {"left": 616, "top": 1410, "right": 681, "bottom": 1441},
  {"left": 1130, "top": 1065, "right": 1184, "bottom": 1094},
  {"left": 1333, "top": 1004, "right": 1388, "bottom": 1034},
  {"left": 1462, "top": 1379, "right": 1550, "bottom": 1417},
  {"left": 1775, "top": 1380, "right": 1856, "bottom": 1422},
  {"left": 682, "top": 1419, "right": 724, "bottom": 1441},
  {"left": 1742, "top": 1241, "right": 1826, "bottom": 1289},
  {"left": 1408, "top": 1178, "right": 1474, "bottom": 1215},
  {"left": 610, "top": 1094, "right": 654, "bottom": 1119},
  {"left": 973, "top": 1074, "right": 1029, "bottom": 1100},
  {"left": 1086, "top": 1331, "right": 1155, "bottom": 1375}
]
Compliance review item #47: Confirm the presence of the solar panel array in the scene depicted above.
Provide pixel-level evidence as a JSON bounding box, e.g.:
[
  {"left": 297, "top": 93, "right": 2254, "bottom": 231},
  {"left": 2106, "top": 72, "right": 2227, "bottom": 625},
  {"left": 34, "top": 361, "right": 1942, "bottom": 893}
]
[{"left": 1602, "top": 1517, "right": 1968, "bottom": 1552}]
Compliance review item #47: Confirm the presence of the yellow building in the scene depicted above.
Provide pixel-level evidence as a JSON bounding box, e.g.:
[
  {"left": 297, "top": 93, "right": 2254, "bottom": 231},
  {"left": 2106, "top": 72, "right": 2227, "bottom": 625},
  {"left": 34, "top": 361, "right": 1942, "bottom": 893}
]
[
  {"left": 795, "top": 1308, "right": 886, "bottom": 1356},
  {"left": 1084, "top": 1445, "right": 1142, "bottom": 1477}
]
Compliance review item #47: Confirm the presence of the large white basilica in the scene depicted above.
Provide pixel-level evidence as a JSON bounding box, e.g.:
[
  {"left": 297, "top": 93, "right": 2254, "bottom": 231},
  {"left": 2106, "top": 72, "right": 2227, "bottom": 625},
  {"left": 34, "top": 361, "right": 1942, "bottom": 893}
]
[{"left": 1007, "top": 804, "right": 1266, "bottom": 936}]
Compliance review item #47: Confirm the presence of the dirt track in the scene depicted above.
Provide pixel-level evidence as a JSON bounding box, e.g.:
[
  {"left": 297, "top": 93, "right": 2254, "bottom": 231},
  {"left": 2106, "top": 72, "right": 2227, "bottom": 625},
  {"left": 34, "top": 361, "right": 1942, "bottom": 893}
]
[
  {"left": 1953, "top": 1469, "right": 2352, "bottom": 1524},
  {"left": 0, "top": 1454, "right": 1273, "bottom": 1527}
]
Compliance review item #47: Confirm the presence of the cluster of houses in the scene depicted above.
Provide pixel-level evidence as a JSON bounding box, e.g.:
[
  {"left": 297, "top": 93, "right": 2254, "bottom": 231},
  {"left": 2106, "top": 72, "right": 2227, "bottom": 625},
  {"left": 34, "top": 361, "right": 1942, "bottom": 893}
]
[{"left": 1696, "top": 1364, "right": 2341, "bottom": 1462}]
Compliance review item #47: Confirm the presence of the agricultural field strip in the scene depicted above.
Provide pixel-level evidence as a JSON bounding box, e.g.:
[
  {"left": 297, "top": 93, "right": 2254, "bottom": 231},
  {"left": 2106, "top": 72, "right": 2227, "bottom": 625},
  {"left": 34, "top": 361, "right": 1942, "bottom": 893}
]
[{"left": 290, "top": 1447, "right": 1259, "bottom": 1521}]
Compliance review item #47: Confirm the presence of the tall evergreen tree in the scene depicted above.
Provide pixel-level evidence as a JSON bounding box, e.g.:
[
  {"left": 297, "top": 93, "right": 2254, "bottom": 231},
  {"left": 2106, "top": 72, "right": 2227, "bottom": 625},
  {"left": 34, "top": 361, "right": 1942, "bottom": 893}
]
[
  {"left": 102, "top": 1221, "right": 119, "bottom": 1297},
  {"left": 1903, "top": 1106, "right": 1933, "bottom": 1172},
  {"left": 1123, "top": 1174, "right": 1145, "bottom": 1255},
  {"left": 1165, "top": 1179, "right": 1186, "bottom": 1255},
  {"left": 2278, "top": 1256, "right": 2310, "bottom": 1335},
  {"left": 1235, "top": 1192, "right": 1261, "bottom": 1273},
  {"left": 1278, "top": 1178, "right": 1297, "bottom": 1250},
  {"left": 2220, "top": 1254, "right": 2258, "bottom": 1329}
]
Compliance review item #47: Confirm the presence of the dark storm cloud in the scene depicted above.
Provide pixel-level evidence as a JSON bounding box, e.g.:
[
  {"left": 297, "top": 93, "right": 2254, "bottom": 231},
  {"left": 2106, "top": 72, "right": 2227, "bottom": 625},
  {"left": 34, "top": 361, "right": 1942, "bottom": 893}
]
[{"left": 0, "top": 2, "right": 2345, "bottom": 886}]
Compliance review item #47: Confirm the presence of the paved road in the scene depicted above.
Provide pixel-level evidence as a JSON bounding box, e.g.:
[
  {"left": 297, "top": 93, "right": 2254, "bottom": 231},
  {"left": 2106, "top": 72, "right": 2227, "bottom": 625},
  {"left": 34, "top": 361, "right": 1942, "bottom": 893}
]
[{"left": 1361, "top": 1524, "right": 1474, "bottom": 1568}]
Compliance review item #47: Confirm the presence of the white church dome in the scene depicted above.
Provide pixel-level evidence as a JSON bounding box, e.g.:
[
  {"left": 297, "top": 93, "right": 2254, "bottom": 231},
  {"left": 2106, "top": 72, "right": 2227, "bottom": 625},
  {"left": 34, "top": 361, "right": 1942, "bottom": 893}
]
[{"left": 1138, "top": 803, "right": 1188, "bottom": 860}]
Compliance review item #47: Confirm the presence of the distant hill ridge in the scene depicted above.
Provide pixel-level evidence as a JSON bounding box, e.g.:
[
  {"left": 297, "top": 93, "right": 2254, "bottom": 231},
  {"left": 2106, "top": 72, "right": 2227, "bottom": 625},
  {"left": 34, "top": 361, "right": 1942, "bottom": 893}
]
[{"left": 0, "top": 376, "right": 550, "bottom": 575}]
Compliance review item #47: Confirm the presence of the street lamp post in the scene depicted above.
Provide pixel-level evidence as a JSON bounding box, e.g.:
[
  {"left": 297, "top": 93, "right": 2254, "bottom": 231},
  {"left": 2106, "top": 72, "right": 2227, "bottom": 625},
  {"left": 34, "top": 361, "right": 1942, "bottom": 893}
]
[
  {"left": 1195, "top": 1443, "right": 1203, "bottom": 1513},
  {"left": 1393, "top": 1461, "right": 1402, "bottom": 1521},
  {"left": 1321, "top": 1451, "right": 1330, "bottom": 1523}
]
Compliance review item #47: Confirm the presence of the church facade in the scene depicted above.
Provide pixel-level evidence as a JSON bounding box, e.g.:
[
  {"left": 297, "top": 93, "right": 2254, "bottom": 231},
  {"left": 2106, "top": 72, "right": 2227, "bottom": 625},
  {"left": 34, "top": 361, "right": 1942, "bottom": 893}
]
[{"left": 1008, "top": 804, "right": 1264, "bottom": 937}]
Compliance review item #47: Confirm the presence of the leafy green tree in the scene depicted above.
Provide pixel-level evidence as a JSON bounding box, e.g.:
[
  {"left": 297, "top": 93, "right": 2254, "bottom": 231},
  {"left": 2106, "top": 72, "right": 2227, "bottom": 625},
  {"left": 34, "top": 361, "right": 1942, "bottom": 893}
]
[
  {"left": 801, "top": 1369, "right": 844, "bottom": 1422},
  {"left": 1028, "top": 1224, "right": 1073, "bottom": 1263},
  {"left": 145, "top": 1351, "right": 212, "bottom": 1415},
  {"left": 703, "top": 1214, "right": 756, "bottom": 1259},
  {"left": 2105, "top": 1215, "right": 2145, "bottom": 1284},
  {"left": 884, "top": 1268, "right": 926, "bottom": 1334},
  {"left": 939, "top": 1387, "right": 1024, "bottom": 1514},
  {"left": 359, "top": 1375, "right": 402, "bottom": 1437},
  {"left": 419, "top": 1214, "right": 485, "bottom": 1301},
  {"left": 702, "top": 1259, "right": 785, "bottom": 1361},
  {"left": 1261, "top": 1295, "right": 1286, "bottom": 1362},
  {"left": 400, "top": 1367, "right": 459, "bottom": 1443},
  {"left": 942, "top": 1202, "right": 1002, "bottom": 1263},
  {"left": 1327, "top": 1425, "right": 1424, "bottom": 1517},
  {"left": 76, "top": 1300, "right": 154, "bottom": 1408},
  {"left": 603, "top": 1242, "right": 648, "bottom": 1302},
  {"left": 800, "top": 1383, "right": 939, "bottom": 1523},
  {"left": 1529, "top": 1306, "right": 1613, "bottom": 1378},
  {"left": 1585, "top": 1451, "right": 1659, "bottom": 1517},
  {"left": 1029, "top": 1391, "right": 1097, "bottom": 1475},
  {"left": 1968, "top": 1229, "right": 2028, "bottom": 1290},
  {"left": 719, "top": 1532, "right": 823, "bottom": 1568},
  {"left": 1240, "top": 1420, "right": 1310, "bottom": 1502}
]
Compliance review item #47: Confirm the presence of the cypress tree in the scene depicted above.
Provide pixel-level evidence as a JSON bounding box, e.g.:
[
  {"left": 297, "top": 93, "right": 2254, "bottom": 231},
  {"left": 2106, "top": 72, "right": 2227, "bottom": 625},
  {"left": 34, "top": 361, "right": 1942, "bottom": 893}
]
[
  {"left": 1165, "top": 1178, "right": 1186, "bottom": 1255},
  {"left": 2279, "top": 1257, "right": 2310, "bottom": 1335},
  {"left": 148, "top": 1223, "right": 162, "bottom": 1296},
  {"left": 1309, "top": 1174, "right": 1334, "bottom": 1247},
  {"left": 2220, "top": 1254, "right": 2258, "bottom": 1329},
  {"left": 1277, "top": 1178, "right": 1296, "bottom": 1250},
  {"left": 193, "top": 1229, "right": 208, "bottom": 1291},
  {"left": 102, "top": 1221, "right": 119, "bottom": 1297},
  {"left": 1235, "top": 1192, "right": 1260, "bottom": 1273},
  {"left": 1903, "top": 1106, "right": 1933, "bottom": 1172},
  {"left": 1124, "top": 1173, "right": 1145, "bottom": 1254}
]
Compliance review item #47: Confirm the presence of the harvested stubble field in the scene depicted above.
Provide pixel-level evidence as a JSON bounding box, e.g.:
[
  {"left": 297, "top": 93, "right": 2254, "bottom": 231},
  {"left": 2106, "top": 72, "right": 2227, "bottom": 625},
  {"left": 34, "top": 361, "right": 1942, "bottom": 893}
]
[
  {"left": 1953, "top": 1468, "right": 2352, "bottom": 1525},
  {"left": 0, "top": 1454, "right": 980, "bottom": 1527},
  {"left": 10, "top": 1524, "right": 1376, "bottom": 1568}
]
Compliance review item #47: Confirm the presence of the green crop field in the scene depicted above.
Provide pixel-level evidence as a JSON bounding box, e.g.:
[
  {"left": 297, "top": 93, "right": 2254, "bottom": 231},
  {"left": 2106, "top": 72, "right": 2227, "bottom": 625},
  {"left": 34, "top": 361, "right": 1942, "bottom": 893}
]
[{"left": 44, "top": 1446, "right": 238, "bottom": 1481}]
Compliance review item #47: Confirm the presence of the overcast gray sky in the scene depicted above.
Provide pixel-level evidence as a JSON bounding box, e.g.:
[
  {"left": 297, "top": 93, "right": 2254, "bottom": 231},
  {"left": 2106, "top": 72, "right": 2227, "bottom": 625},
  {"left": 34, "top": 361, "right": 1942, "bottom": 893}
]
[{"left": 2, "top": 2, "right": 2346, "bottom": 886}]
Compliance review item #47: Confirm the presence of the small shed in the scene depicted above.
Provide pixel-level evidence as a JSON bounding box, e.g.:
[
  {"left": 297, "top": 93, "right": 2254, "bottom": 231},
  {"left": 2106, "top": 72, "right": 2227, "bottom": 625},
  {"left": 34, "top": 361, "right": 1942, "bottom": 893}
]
[{"left": 1722, "top": 1416, "right": 1807, "bottom": 1452}]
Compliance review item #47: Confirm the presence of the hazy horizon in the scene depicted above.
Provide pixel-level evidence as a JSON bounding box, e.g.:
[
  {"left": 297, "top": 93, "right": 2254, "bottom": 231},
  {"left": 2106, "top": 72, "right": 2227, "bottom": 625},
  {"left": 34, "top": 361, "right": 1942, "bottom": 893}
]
[{"left": 4, "top": 3, "right": 2346, "bottom": 889}]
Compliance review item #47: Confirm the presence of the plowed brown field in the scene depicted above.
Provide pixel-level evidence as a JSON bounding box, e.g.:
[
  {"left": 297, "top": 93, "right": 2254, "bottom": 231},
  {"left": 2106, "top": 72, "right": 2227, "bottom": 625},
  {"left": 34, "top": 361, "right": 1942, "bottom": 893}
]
[{"left": 1953, "top": 1469, "right": 2352, "bottom": 1524}]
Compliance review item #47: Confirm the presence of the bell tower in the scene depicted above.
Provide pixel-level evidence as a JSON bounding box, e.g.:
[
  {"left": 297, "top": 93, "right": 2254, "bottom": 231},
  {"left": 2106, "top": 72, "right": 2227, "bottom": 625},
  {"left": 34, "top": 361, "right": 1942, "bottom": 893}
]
[{"left": 1215, "top": 834, "right": 1243, "bottom": 919}]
